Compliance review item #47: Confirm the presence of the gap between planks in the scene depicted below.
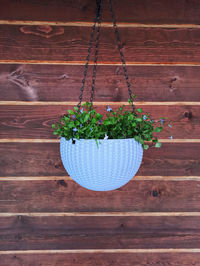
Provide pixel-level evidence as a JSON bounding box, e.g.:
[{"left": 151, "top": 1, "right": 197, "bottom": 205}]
[
  {"left": 0, "top": 60, "right": 200, "bottom": 66},
  {"left": 0, "top": 139, "right": 199, "bottom": 143},
  {"left": 1, "top": 212, "right": 200, "bottom": 217},
  {"left": 1, "top": 249, "right": 200, "bottom": 255},
  {"left": 0, "top": 101, "right": 200, "bottom": 106},
  {"left": 1, "top": 176, "right": 200, "bottom": 181},
  {"left": 1, "top": 20, "right": 200, "bottom": 29}
]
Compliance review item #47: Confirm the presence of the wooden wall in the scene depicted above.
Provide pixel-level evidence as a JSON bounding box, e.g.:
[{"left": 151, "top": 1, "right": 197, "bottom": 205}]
[{"left": 0, "top": 0, "right": 200, "bottom": 265}]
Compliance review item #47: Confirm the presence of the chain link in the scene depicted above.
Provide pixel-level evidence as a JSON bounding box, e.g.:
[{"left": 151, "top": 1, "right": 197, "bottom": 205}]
[
  {"left": 107, "top": 0, "right": 135, "bottom": 112},
  {"left": 90, "top": 4, "right": 102, "bottom": 105},
  {"left": 77, "top": 0, "right": 102, "bottom": 109},
  {"left": 77, "top": 0, "right": 135, "bottom": 112}
]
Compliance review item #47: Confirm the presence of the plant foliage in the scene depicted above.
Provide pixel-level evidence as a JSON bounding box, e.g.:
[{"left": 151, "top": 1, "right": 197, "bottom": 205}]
[{"left": 52, "top": 99, "right": 171, "bottom": 149}]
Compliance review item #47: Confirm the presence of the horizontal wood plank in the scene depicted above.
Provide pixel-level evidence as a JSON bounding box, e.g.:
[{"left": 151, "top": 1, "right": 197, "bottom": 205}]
[
  {"left": 1, "top": 179, "right": 200, "bottom": 212},
  {"left": 1, "top": 0, "right": 200, "bottom": 25},
  {"left": 1, "top": 64, "right": 200, "bottom": 102},
  {"left": 0, "top": 105, "right": 198, "bottom": 139},
  {"left": 0, "top": 143, "right": 199, "bottom": 177},
  {"left": 1, "top": 252, "right": 200, "bottom": 266},
  {"left": 0, "top": 26, "right": 200, "bottom": 63},
  {"left": 1, "top": 215, "right": 200, "bottom": 250}
]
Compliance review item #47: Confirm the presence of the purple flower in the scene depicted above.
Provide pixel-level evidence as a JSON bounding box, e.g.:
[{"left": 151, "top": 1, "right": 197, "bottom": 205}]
[
  {"left": 80, "top": 108, "right": 84, "bottom": 113},
  {"left": 107, "top": 106, "right": 112, "bottom": 112},
  {"left": 169, "top": 136, "right": 173, "bottom": 139},
  {"left": 73, "top": 128, "right": 78, "bottom": 132},
  {"left": 143, "top": 115, "right": 147, "bottom": 120},
  {"left": 80, "top": 124, "right": 83, "bottom": 128},
  {"left": 72, "top": 115, "right": 76, "bottom": 119}
]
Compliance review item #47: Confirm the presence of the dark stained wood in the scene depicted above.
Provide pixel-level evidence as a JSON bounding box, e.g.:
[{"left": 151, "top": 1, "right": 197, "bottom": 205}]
[
  {"left": 0, "top": 143, "right": 199, "bottom": 177},
  {"left": 0, "top": 142, "right": 200, "bottom": 177},
  {"left": 1, "top": 215, "right": 200, "bottom": 250},
  {"left": 1, "top": 179, "right": 200, "bottom": 212},
  {"left": 1, "top": 253, "right": 200, "bottom": 266},
  {"left": 0, "top": 25, "right": 200, "bottom": 63},
  {"left": 0, "top": 64, "right": 200, "bottom": 102},
  {"left": 0, "top": 105, "right": 199, "bottom": 139},
  {"left": 1, "top": 0, "right": 200, "bottom": 25}
]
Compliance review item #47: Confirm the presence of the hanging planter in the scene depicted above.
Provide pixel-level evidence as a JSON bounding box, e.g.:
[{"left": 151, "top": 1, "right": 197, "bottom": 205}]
[
  {"left": 60, "top": 138, "right": 143, "bottom": 191},
  {"left": 52, "top": 0, "right": 171, "bottom": 191}
]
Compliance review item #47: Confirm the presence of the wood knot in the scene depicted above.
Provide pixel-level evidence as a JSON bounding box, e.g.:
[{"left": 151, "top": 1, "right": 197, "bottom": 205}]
[
  {"left": 169, "top": 77, "right": 178, "bottom": 92},
  {"left": 36, "top": 25, "right": 53, "bottom": 34},
  {"left": 152, "top": 190, "right": 160, "bottom": 197},
  {"left": 184, "top": 111, "right": 192, "bottom": 119},
  {"left": 55, "top": 162, "right": 62, "bottom": 169},
  {"left": 20, "top": 25, "right": 64, "bottom": 39},
  {"left": 57, "top": 180, "right": 67, "bottom": 187}
]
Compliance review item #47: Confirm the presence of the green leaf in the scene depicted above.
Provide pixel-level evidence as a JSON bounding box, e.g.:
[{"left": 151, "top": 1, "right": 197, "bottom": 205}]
[
  {"left": 51, "top": 124, "right": 55, "bottom": 129},
  {"left": 68, "top": 122, "right": 75, "bottom": 128},
  {"left": 68, "top": 110, "right": 74, "bottom": 115},
  {"left": 143, "top": 144, "right": 149, "bottom": 150},
  {"left": 137, "top": 108, "right": 143, "bottom": 113},
  {"left": 96, "top": 113, "right": 102, "bottom": 120},
  {"left": 155, "top": 142, "right": 162, "bottom": 148},
  {"left": 154, "top": 126, "right": 163, "bottom": 133},
  {"left": 74, "top": 106, "right": 78, "bottom": 111},
  {"left": 83, "top": 114, "right": 90, "bottom": 123}
]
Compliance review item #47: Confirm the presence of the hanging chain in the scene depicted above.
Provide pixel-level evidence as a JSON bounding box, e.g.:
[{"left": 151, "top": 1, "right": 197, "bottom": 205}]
[
  {"left": 107, "top": 0, "right": 135, "bottom": 112},
  {"left": 90, "top": 1, "right": 102, "bottom": 105},
  {"left": 77, "top": 0, "right": 135, "bottom": 112},
  {"left": 77, "top": 0, "right": 102, "bottom": 109}
]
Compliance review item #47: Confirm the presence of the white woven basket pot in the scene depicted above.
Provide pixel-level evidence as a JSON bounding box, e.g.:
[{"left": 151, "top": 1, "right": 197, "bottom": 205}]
[{"left": 60, "top": 137, "right": 143, "bottom": 191}]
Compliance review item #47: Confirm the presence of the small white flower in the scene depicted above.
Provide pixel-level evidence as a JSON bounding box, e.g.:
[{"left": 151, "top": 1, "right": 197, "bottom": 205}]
[{"left": 104, "top": 134, "right": 108, "bottom": 140}]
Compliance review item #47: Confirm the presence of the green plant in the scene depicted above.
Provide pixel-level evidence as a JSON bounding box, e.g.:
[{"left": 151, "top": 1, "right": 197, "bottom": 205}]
[{"left": 52, "top": 99, "right": 171, "bottom": 149}]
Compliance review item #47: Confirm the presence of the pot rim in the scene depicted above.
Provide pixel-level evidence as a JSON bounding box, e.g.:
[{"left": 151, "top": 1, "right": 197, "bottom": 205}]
[{"left": 60, "top": 137, "right": 141, "bottom": 142}]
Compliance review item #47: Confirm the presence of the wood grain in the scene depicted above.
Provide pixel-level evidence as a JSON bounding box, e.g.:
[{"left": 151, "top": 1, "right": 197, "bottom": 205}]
[
  {"left": 0, "top": 105, "right": 198, "bottom": 139},
  {"left": 0, "top": 143, "right": 199, "bottom": 177},
  {"left": 1, "top": 215, "right": 200, "bottom": 250},
  {"left": 0, "top": 25, "right": 200, "bottom": 63},
  {"left": 1, "top": 0, "right": 200, "bottom": 25},
  {"left": 1, "top": 179, "right": 200, "bottom": 212},
  {"left": 0, "top": 64, "right": 200, "bottom": 102},
  {"left": 1, "top": 252, "right": 200, "bottom": 266}
]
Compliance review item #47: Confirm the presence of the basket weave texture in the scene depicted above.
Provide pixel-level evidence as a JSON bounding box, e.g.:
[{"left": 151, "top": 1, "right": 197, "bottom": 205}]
[{"left": 60, "top": 137, "right": 143, "bottom": 191}]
